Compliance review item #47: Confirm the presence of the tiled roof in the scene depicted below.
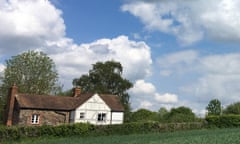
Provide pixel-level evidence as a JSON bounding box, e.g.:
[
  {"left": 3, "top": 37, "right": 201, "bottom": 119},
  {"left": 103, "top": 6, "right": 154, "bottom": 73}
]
[
  {"left": 16, "top": 94, "right": 80, "bottom": 111},
  {"left": 99, "top": 94, "right": 124, "bottom": 112},
  {"left": 16, "top": 93, "right": 124, "bottom": 112}
]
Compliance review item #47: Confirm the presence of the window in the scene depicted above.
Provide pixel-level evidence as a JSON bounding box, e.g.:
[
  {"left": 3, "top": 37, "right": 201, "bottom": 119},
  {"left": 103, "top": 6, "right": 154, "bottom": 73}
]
[
  {"left": 31, "top": 114, "right": 40, "bottom": 124},
  {"left": 97, "top": 113, "right": 106, "bottom": 121},
  {"left": 80, "top": 112, "right": 85, "bottom": 119}
]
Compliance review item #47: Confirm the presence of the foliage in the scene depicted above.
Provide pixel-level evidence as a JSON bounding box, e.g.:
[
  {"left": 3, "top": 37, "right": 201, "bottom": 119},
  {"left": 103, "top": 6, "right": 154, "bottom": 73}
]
[
  {"left": 164, "top": 106, "right": 197, "bottom": 123},
  {"left": 223, "top": 102, "right": 240, "bottom": 114},
  {"left": 129, "top": 109, "right": 158, "bottom": 122},
  {"left": 73, "top": 61, "right": 133, "bottom": 120},
  {"left": 57, "top": 88, "right": 73, "bottom": 96},
  {"left": 206, "top": 99, "right": 222, "bottom": 116},
  {"left": 158, "top": 107, "right": 169, "bottom": 122},
  {"left": 0, "top": 122, "right": 205, "bottom": 143},
  {"left": 206, "top": 115, "right": 240, "bottom": 128},
  {"left": 7, "top": 128, "right": 240, "bottom": 144},
  {"left": 1, "top": 50, "right": 60, "bottom": 95},
  {"left": 0, "top": 123, "right": 94, "bottom": 142},
  {"left": 127, "top": 107, "right": 200, "bottom": 123},
  {"left": 0, "top": 50, "right": 60, "bottom": 122}
]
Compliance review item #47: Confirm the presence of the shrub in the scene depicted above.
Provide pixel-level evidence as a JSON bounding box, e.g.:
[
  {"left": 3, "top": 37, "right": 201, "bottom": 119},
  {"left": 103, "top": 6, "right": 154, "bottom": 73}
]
[
  {"left": 206, "top": 115, "right": 240, "bottom": 128},
  {"left": 223, "top": 102, "right": 240, "bottom": 114},
  {"left": 164, "top": 106, "right": 197, "bottom": 123},
  {"left": 0, "top": 122, "right": 205, "bottom": 142}
]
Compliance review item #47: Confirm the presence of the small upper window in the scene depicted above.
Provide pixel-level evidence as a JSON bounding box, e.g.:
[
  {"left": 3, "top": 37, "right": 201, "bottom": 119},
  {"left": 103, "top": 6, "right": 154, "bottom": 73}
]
[
  {"left": 31, "top": 114, "right": 40, "bottom": 124},
  {"left": 97, "top": 113, "right": 106, "bottom": 121},
  {"left": 80, "top": 112, "right": 85, "bottom": 119}
]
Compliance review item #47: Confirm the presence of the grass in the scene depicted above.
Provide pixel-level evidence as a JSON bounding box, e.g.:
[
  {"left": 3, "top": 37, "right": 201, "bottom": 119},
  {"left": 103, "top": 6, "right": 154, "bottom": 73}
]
[{"left": 4, "top": 128, "right": 240, "bottom": 144}]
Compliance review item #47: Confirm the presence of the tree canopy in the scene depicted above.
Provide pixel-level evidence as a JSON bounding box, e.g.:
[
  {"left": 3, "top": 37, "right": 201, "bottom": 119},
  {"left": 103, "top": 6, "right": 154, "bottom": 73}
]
[
  {"left": 0, "top": 50, "right": 60, "bottom": 98},
  {"left": 0, "top": 50, "right": 60, "bottom": 122},
  {"left": 223, "top": 102, "right": 240, "bottom": 115},
  {"left": 73, "top": 61, "right": 133, "bottom": 111},
  {"left": 164, "top": 106, "right": 197, "bottom": 122},
  {"left": 206, "top": 99, "right": 222, "bottom": 116},
  {"left": 129, "top": 109, "right": 158, "bottom": 122}
]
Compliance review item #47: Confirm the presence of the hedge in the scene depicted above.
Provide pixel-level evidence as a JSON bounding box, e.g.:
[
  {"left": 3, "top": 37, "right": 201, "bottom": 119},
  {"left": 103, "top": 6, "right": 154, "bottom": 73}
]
[
  {"left": 0, "top": 122, "right": 205, "bottom": 142},
  {"left": 92, "top": 122, "right": 205, "bottom": 136},
  {"left": 0, "top": 123, "right": 94, "bottom": 142},
  {"left": 206, "top": 115, "right": 240, "bottom": 128}
]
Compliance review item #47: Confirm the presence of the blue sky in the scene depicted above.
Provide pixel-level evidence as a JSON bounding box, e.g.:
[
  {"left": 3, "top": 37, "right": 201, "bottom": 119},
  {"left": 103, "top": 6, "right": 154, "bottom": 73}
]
[{"left": 1, "top": 0, "right": 240, "bottom": 116}]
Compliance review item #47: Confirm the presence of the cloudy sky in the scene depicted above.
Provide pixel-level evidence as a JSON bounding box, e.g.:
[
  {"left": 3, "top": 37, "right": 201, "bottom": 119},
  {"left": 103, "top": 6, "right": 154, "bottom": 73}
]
[{"left": 1, "top": 0, "right": 240, "bottom": 116}]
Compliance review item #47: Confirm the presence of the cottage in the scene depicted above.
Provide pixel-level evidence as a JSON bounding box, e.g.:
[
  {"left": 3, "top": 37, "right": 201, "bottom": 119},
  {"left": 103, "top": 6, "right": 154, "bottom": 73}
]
[{"left": 5, "top": 85, "right": 124, "bottom": 126}]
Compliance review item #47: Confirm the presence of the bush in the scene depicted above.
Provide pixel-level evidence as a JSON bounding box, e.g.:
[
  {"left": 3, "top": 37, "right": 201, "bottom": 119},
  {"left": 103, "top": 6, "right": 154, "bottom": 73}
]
[
  {"left": 163, "top": 106, "right": 198, "bottom": 123},
  {"left": 0, "top": 123, "right": 94, "bottom": 142},
  {"left": 0, "top": 122, "right": 205, "bottom": 142},
  {"left": 129, "top": 109, "right": 158, "bottom": 122},
  {"left": 223, "top": 102, "right": 240, "bottom": 114},
  {"left": 206, "top": 115, "right": 240, "bottom": 128}
]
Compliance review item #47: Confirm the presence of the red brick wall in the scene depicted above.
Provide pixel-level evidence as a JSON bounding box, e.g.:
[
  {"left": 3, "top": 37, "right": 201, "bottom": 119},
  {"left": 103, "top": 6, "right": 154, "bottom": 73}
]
[{"left": 5, "top": 85, "right": 18, "bottom": 126}]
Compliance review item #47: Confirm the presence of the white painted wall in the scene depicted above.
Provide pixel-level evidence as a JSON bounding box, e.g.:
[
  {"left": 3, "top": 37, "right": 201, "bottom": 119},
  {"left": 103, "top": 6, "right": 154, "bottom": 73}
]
[
  {"left": 111, "top": 112, "right": 124, "bottom": 124},
  {"left": 70, "top": 94, "right": 123, "bottom": 125}
]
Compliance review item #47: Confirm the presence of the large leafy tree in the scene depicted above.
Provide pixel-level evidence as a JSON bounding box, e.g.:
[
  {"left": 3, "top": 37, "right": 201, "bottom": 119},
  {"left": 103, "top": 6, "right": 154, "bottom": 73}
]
[
  {"left": 206, "top": 99, "right": 222, "bottom": 116},
  {"left": 0, "top": 50, "right": 60, "bottom": 105},
  {"left": 0, "top": 51, "right": 60, "bottom": 122},
  {"left": 73, "top": 61, "right": 133, "bottom": 115}
]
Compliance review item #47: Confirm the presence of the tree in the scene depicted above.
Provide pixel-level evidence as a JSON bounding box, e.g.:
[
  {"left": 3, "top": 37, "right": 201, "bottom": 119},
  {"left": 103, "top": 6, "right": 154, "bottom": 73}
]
[
  {"left": 0, "top": 50, "right": 60, "bottom": 120},
  {"left": 165, "top": 106, "right": 196, "bottom": 122},
  {"left": 158, "top": 107, "right": 169, "bottom": 121},
  {"left": 73, "top": 61, "right": 133, "bottom": 120},
  {"left": 206, "top": 99, "right": 221, "bottom": 116},
  {"left": 223, "top": 102, "right": 240, "bottom": 114},
  {"left": 129, "top": 109, "right": 158, "bottom": 122}
]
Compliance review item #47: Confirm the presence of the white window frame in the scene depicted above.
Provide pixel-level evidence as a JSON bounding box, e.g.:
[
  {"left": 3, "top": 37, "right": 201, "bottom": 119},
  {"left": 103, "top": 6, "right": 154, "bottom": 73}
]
[
  {"left": 97, "top": 113, "right": 106, "bottom": 122},
  {"left": 31, "top": 114, "right": 40, "bottom": 124}
]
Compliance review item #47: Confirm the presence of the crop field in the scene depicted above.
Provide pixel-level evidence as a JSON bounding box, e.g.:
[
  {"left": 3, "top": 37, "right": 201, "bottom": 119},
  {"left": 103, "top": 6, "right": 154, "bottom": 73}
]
[{"left": 4, "top": 128, "right": 240, "bottom": 144}]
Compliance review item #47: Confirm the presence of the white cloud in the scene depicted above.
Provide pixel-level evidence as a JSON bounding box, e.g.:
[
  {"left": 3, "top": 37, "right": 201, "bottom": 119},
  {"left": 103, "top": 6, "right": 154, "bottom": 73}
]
[
  {"left": 50, "top": 36, "right": 152, "bottom": 88},
  {"left": 129, "top": 80, "right": 179, "bottom": 110},
  {"left": 122, "top": 0, "right": 240, "bottom": 45},
  {"left": 130, "top": 80, "right": 156, "bottom": 95},
  {"left": 158, "top": 50, "right": 198, "bottom": 67},
  {"left": 200, "top": 54, "right": 240, "bottom": 75},
  {"left": 0, "top": 64, "right": 5, "bottom": 72},
  {"left": 140, "top": 101, "right": 153, "bottom": 109},
  {"left": 0, "top": 0, "right": 65, "bottom": 56},
  {"left": 0, "top": 0, "right": 153, "bottom": 89},
  {"left": 158, "top": 50, "right": 240, "bottom": 106},
  {"left": 154, "top": 93, "right": 178, "bottom": 104},
  {"left": 157, "top": 50, "right": 199, "bottom": 76},
  {"left": 0, "top": 64, "right": 5, "bottom": 77}
]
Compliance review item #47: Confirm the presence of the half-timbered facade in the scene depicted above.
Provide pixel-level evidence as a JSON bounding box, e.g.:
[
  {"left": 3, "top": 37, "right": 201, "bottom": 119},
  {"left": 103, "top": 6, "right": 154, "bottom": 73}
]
[{"left": 70, "top": 93, "right": 124, "bottom": 125}]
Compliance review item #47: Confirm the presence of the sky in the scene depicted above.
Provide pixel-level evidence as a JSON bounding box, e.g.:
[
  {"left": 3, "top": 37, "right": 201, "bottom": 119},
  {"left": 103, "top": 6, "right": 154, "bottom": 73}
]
[{"left": 1, "top": 0, "right": 240, "bottom": 116}]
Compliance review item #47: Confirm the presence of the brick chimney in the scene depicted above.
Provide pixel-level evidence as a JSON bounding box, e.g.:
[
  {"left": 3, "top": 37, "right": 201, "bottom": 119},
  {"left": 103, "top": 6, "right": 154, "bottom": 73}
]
[
  {"left": 73, "top": 87, "right": 81, "bottom": 97},
  {"left": 5, "top": 84, "right": 18, "bottom": 126}
]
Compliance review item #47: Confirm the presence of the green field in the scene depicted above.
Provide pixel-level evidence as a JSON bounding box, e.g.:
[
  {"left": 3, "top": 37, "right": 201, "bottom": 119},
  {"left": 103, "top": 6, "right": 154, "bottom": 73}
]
[{"left": 4, "top": 128, "right": 240, "bottom": 144}]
